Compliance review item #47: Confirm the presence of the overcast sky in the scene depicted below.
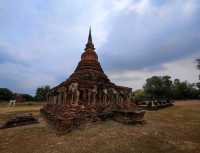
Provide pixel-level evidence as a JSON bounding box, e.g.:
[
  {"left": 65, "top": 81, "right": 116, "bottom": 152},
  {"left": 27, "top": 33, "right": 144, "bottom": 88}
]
[{"left": 0, "top": 0, "right": 200, "bottom": 95}]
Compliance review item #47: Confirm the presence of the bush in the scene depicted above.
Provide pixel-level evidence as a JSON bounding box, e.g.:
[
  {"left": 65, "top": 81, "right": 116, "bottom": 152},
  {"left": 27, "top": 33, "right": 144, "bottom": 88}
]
[
  {"left": 35, "top": 85, "right": 50, "bottom": 101},
  {"left": 133, "top": 90, "right": 145, "bottom": 102}
]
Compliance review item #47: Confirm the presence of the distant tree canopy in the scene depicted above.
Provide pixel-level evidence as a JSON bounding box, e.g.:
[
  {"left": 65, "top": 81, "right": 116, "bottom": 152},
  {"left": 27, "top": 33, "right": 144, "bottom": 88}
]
[
  {"left": 197, "top": 58, "right": 200, "bottom": 85},
  {"left": 197, "top": 59, "right": 200, "bottom": 70},
  {"left": 133, "top": 89, "right": 145, "bottom": 102},
  {"left": 0, "top": 88, "right": 14, "bottom": 101},
  {"left": 143, "top": 76, "right": 173, "bottom": 100},
  {"left": 21, "top": 94, "right": 34, "bottom": 101},
  {"left": 138, "top": 76, "right": 200, "bottom": 101},
  {"left": 0, "top": 86, "right": 50, "bottom": 102},
  {"left": 35, "top": 85, "right": 50, "bottom": 101},
  {"left": 172, "top": 79, "right": 199, "bottom": 99}
]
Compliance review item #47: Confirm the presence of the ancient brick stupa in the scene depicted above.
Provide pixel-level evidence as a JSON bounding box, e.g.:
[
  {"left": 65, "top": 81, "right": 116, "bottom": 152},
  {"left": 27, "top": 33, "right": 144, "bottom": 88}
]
[{"left": 41, "top": 28, "right": 145, "bottom": 132}]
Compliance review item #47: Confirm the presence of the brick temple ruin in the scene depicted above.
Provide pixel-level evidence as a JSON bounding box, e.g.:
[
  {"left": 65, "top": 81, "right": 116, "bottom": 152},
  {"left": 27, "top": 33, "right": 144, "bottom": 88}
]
[{"left": 41, "top": 28, "right": 145, "bottom": 132}]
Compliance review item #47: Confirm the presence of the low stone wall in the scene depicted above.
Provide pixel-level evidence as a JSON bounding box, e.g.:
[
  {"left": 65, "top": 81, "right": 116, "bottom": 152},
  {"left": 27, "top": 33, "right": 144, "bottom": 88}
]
[{"left": 138, "top": 100, "right": 174, "bottom": 110}]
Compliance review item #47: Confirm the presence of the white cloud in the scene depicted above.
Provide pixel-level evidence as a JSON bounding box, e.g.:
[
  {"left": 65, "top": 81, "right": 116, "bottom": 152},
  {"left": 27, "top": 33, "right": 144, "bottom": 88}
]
[
  {"left": 182, "top": 0, "right": 197, "bottom": 17},
  {"left": 127, "top": 0, "right": 198, "bottom": 19},
  {"left": 0, "top": 62, "right": 58, "bottom": 94},
  {"left": 111, "top": 0, "right": 132, "bottom": 11},
  {"left": 128, "top": 0, "right": 151, "bottom": 15},
  {"left": 108, "top": 55, "right": 199, "bottom": 91}
]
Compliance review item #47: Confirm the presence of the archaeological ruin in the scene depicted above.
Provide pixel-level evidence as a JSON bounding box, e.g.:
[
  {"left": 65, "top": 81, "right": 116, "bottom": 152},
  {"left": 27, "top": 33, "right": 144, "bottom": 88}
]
[{"left": 41, "top": 28, "right": 145, "bottom": 132}]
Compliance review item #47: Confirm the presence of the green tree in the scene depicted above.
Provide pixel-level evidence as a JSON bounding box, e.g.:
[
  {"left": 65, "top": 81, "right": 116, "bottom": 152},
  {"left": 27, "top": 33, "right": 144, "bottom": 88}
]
[
  {"left": 143, "top": 75, "right": 199, "bottom": 100},
  {"left": 196, "top": 82, "right": 200, "bottom": 90},
  {"left": 0, "top": 88, "right": 14, "bottom": 101},
  {"left": 35, "top": 85, "right": 50, "bottom": 101},
  {"left": 196, "top": 59, "right": 200, "bottom": 97},
  {"left": 22, "top": 94, "right": 34, "bottom": 101},
  {"left": 172, "top": 79, "right": 199, "bottom": 99},
  {"left": 133, "top": 89, "right": 145, "bottom": 102},
  {"left": 162, "top": 76, "right": 173, "bottom": 98},
  {"left": 197, "top": 59, "right": 200, "bottom": 70},
  {"left": 143, "top": 76, "right": 173, "bottom": 100}
]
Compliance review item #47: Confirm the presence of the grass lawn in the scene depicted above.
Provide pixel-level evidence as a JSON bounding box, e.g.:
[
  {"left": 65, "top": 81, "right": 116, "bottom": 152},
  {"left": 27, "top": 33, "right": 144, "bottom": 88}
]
[{"left": 0, "top": 100, "right": 200, "bottom": 153}]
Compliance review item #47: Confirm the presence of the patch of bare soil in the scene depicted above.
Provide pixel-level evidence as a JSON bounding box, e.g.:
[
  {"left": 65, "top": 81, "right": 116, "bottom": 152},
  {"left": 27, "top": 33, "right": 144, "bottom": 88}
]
[{"left": 175, "top": 100, "right": 200, "bottom": 106}]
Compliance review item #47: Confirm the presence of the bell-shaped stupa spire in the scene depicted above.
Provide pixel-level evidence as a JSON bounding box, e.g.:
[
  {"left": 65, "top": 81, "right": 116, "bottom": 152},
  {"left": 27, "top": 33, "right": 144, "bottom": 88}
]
[{"left": 85, "top": 26, "right": 95, "bottom": 50}]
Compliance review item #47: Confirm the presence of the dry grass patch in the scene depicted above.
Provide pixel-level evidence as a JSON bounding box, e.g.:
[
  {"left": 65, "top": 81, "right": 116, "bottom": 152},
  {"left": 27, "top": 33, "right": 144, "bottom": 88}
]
[
  {"left": 0, "top": 101, "right": 200, "bottom": 153},
  {"left": 0, "top": 103, "right": 42, "bottom": 124}
]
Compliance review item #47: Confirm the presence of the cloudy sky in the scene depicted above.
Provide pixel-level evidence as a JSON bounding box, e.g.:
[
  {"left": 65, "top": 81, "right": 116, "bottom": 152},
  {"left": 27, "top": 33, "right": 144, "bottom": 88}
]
[{"left": 0, "top": 0, "right": 200, "bottom": 95}]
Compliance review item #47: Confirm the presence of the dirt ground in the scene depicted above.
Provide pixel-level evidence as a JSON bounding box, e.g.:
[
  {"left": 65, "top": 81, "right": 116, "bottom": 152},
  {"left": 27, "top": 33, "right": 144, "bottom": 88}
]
[{"left": 0, "top": 100, "right": 200, "bottom": 153}]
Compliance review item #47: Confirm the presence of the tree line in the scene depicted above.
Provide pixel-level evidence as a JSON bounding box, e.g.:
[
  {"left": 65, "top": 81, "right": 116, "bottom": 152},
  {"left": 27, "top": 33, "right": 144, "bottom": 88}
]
[
  {"left": 133, "top": 59, "right": 200, "bottom": 102},
  {"left": 0, "top": 85, "right": 50, "bottom": 102},
  {"left": 133, "top": 76, "right": 200, "bottom": 102},
  {"left": 1, "top": 75, "right": 199, "bottom": 103}
]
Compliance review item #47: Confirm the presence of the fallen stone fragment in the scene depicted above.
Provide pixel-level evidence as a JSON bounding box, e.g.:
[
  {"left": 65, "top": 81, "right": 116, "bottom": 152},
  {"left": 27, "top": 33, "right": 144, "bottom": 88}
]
[{"left": 0, "top": 113, "right": 39, "bottom": 129}]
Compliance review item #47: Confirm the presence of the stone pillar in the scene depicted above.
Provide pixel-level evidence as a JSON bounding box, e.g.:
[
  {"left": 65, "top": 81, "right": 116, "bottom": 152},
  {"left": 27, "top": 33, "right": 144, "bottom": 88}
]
[
  {"left": 67, "top": 92, "right": 70, "bottom": 105},
  {"left": 88, "top": 90, "right": 91, "bottom": 105},
  {"left": 92, "top": 93, "right": 96, "bottom": 105},
  {"left": 56, "top": 95, "right": 58, "bottom": 104},
  {"left": 99, "top": 92, "right": 102, "bottom": 104},
  {"left": 50, "top": 96, "right": 52, "bottom": 104},
  {"left": 103, "top": 89, "right": 108, "bottom": 105},
  {"left": 47, "top": 95, "right": 51, "bottom": 104},
  {"left": 75, "top": 90, "right": 80, "bottom": 105},
  {"left": 53, "top": 96, "right": 55, "bottom": 104},
  {"left": 92, "top": 86, "right": 97, "bottom": 105},
  {"left": 61, "top": 93, "right": 63, "bottom": 104},
  {"left": 83, "top": 89, "right": 87, "bottom": 105},
  {"left": 63, "top": 92, "right": 66, "bottom": 105},
  {"left": 58, "top": 94, "right": 60, "bottom": 104},
  {"left": 51, "top": 95, "right": 54, "bottom": 104},
  {"left": 70, "top": 93, "right": 72, "bottom": 105}
]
